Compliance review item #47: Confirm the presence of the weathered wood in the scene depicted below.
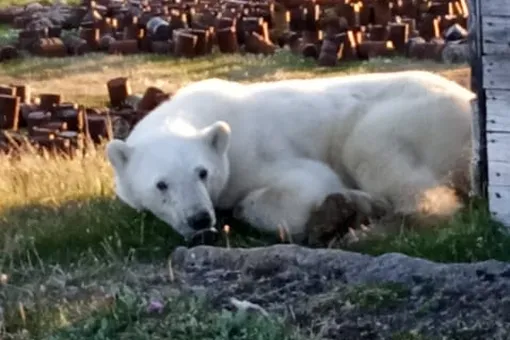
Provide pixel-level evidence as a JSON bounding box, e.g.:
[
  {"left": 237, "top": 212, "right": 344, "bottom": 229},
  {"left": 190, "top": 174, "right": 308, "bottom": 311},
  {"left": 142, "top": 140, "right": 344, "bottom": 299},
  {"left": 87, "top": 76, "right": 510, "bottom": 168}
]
[
  {"left": 488, "top": 161, "right": 510, "bottom": 187},
  {"left": 482, "top": 55, "right": 510, "bottom": 90},
  {"left": 481, "top": 0, "right": 510, "bottom": 17},
  {"left": 470, "top": 98, "right": 483, "bottom": 197},
  {"left": 474, "top": 0, "right": 510, "bottom": 226},
  {"left": 467, "top": 0, "right": 479, "bottom": 74},
  {"left": 482, "top": 16, "right": 510, "bottom": 55},
  {"left": 486, "top": 90, "right": 510, "bottom": 132},
  {"left": 488, "top": 185, "right": 510, "bottom": 226},
  {"left": 468, "top": 0, "right": 489, "bottom": 200},
  {"left": 467, "top": 0, "right": 476, "bottom": 33},
  {"left": 486, "top": 132, "right": 510, "bottom": 225},
  {"left": 486, "top": 131, "right": 510, "bottom": 163}
]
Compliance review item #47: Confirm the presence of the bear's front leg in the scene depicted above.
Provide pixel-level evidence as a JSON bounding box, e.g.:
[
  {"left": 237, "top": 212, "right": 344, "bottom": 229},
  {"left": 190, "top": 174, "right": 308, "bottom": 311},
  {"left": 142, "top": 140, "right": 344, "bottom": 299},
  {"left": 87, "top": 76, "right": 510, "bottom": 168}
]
[
  {"left": 232, "top": 159, "right": 390, "bottom": 244},
  {"left": 305, "top": 190, "right": 391, "bottom": 247}
]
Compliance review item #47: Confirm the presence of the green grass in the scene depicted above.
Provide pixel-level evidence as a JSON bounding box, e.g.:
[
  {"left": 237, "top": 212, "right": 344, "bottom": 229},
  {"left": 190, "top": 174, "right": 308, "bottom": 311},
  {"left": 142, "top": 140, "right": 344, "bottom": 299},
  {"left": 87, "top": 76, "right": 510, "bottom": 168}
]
[
  {"left": 346, "top": 198, "right": 510, "bottom": 263},
  {"left": 0, "top": 50, "right": 498, "bottom": 339},
  {"left": 343, "top": 282, "right": 411, "bottom": 310},
  {"left": 391, "top": 332, "right": 430, "bottom": 340},
  {"left": 47, "top": 294, "right": 307, "bottom": 340},
  {"left": 3, "top": 274, "right": 312, "bottom": 339}
]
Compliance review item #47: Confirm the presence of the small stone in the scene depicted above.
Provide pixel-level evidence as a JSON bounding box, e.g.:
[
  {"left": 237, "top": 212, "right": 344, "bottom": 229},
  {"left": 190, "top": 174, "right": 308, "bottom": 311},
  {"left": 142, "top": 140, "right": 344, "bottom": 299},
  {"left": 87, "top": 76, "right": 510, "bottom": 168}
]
[{"left": 147, "top": 300, "right": 164, "bottom": 314}]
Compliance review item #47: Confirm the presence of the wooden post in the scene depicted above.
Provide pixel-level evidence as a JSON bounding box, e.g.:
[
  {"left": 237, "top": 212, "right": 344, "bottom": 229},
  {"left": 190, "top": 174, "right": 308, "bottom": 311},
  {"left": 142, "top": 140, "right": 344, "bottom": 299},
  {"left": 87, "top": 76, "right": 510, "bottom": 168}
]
[
  {"left": 476, "top": 0, "right": 510, "bottom": 226},
  {"left": 467, "top": 0, "right": 488, "bottom": 199},
  {"left": 470, "top": 98, "right": 482, "bottom": 197}
]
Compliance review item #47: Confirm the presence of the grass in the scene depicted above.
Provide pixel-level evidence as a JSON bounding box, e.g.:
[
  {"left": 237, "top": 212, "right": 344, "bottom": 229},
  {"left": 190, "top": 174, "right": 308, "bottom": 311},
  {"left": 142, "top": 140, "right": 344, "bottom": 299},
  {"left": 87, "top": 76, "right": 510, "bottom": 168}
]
[
  {"left": 41, "top": 292, "right": 309, "bottom": 340},
  {"left": 346, "top": 197, "right": 510, "bottom": 263},
  {"left": 0, "top": 51, "right": 470, "bottom": 106},
  {"left": 342, "top": 283, "right": 411, "bottom": 310},
  {"left": 0, "top": 50, "right": 503, "bottom": 339},
  {"left": 2, "top": 272, "right": 313, "bottom": 339}
]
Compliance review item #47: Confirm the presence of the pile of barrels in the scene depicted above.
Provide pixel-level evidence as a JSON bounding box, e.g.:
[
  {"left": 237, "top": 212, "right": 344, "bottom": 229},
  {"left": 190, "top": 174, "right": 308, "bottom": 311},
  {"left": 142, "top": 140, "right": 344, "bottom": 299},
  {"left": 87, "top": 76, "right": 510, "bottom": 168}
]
[
  {"left": 0, "top": 0, "right": 470, "bottom": 65},
  {"left": 0, "top": 0, "right": 471, "bottom": 155},
  {"left": 0, "top": 77, "right": 171, "bottom": 156}
]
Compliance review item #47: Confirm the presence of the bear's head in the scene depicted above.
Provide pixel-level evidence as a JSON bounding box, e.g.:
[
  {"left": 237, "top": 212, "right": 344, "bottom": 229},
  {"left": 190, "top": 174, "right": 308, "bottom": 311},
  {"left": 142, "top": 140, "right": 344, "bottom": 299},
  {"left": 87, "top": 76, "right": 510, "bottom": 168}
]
[{"left": 105, "top": 121, "right": 231, "bottom": 241}]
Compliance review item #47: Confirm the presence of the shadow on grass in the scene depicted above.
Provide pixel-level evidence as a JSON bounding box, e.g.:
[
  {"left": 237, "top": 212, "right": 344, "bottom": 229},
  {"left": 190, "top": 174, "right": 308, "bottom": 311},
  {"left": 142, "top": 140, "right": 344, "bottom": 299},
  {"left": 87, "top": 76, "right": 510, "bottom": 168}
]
[
  {"left": 5, "top": 286, "right": 306, "bottom": 340},
  {"left": 0, "top": 197, "right": 294, "bottom": 339},
  {"left": 0, "top": 196, "right": 177, "bottom": 267},
  {"left": 1, "top": 193, "right": 507, "bottom": 271},
  {"left": 346, "top": 198, "right": 510, "bottom": 263},
  {"left": 0, "top": 195, "right": 279, "bottom": 270},
  {"left": 1, "top": 196, "right": 509, "bottom": 338}
]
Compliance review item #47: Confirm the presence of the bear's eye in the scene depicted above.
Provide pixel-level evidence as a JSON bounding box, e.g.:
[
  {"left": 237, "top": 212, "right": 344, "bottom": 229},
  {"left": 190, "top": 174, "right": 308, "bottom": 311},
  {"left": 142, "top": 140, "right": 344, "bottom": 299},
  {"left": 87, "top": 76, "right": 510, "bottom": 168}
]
[
  {"left": 198, "top": 168, "right": 208, "bottom": 181},
  {"left": 156, "top": 181, "right": 168, "bottom": 191}
]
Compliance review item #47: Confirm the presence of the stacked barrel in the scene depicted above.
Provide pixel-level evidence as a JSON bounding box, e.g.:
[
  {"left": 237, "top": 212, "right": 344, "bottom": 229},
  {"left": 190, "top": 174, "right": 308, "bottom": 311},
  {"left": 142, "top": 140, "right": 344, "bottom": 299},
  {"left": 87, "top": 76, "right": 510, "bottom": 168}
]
[
  {"left": 0, "top": 0, "right": 469, "bottom": 64},
  {"left": 0, "top": 78, "right": 171, "bottom": 156}
]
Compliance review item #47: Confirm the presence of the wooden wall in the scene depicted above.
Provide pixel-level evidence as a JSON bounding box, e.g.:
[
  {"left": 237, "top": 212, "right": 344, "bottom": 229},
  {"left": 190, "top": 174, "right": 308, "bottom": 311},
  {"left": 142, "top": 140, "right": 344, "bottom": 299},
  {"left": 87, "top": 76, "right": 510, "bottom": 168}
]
[{"left": 480, "top": 1, "right": 510, "bottom": 225}]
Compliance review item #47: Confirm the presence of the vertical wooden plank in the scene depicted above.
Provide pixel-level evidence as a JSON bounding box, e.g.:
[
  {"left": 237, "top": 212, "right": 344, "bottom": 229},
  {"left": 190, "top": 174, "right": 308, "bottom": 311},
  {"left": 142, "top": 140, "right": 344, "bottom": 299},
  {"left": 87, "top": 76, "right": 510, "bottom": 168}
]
[
  {"left": 487, "top": 161, "right": 510, "bottom": 187},
  {"left": 482, "top": 16, "right": 510, "bottom": 55},
  {"left": 483, "top": 56, "right": 510, "bottom": 90},
  {"left": 468, "top": 0, "right": 489, "bottom": 199},
  {"left": 486, "top": 132, "right": 510, "bottom": 163},
  {"left": 488, "top": 185, "right": 510, "bottom": 226},
  {"left": 486, "top": 133, "right": 510, "bottom": 228},
  {"left": 476, "top": 0, "right": 510, "bottom": 228},
  {"left": 470, "top": 98, "right": 482, "bottom": 197},
  {"left": 481, "top": 0, "right": 510, "bottom": 16},
  {"left": 486, "top": 90, "right": 510, "bottom": 133},
  {"left": 467, "top": 0, "right": 478, "bottom": 91}
]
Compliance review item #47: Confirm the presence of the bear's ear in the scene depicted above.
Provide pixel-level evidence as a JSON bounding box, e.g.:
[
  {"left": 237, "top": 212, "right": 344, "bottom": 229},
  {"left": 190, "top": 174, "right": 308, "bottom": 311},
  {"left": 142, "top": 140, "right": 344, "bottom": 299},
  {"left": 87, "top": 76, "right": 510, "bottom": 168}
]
[
  {"left": 106, "top": 139, "right": 133, "bottom": 171},
  {"left": 201, "top": 121, "right": 231, "bottom": 155}
]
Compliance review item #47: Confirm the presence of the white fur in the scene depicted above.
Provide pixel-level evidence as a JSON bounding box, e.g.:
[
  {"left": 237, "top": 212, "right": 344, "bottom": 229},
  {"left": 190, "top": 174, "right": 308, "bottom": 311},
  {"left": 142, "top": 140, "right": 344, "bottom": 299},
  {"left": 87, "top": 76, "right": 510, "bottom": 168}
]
[{"left": 106, "top": 70, "right": 475, "bottom": 241}]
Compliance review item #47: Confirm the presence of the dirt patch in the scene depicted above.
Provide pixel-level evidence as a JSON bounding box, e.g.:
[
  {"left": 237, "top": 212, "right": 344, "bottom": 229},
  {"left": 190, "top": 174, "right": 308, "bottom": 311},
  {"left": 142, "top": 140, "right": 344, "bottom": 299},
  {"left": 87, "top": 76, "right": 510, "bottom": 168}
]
[{"left": 168, "top": 244, "right": 510, "bottom": 340}]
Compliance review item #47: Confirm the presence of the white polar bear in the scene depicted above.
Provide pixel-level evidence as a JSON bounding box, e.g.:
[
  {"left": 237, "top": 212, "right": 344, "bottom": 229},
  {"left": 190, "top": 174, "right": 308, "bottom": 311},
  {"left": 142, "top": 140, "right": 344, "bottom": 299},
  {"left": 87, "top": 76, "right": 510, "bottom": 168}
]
[{"left": 105, "top": 70, "right": 475, "bottom": 243}]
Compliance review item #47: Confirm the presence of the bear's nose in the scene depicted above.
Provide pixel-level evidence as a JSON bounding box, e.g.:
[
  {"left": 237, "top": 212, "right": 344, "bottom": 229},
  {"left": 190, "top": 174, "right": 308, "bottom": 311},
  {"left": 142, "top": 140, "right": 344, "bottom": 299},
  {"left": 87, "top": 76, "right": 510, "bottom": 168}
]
[{"left": 187, "top": 210, "right": 213, "bottom": 230}]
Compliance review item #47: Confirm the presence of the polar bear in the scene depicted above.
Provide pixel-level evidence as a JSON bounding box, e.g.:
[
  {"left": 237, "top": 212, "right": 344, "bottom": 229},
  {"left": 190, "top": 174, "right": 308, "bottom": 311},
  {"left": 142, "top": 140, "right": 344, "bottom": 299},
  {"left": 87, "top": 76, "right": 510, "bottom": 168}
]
[{"left": 105, "top": 70, "right": 475, "bottom": 243}]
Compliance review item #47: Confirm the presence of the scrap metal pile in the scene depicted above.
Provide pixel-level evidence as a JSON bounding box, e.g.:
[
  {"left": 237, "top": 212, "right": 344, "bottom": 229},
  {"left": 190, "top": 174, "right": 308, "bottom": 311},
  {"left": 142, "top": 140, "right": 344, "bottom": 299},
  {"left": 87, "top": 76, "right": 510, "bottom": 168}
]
[
  {"left": 0, "top": 0, "right": 471, "bottom": 155},
  {"left": 0, "top": 78, "right": 170, "bottom": 156},
  {"left": 0, "top": 0, "right": 470, "bottom": 65}
]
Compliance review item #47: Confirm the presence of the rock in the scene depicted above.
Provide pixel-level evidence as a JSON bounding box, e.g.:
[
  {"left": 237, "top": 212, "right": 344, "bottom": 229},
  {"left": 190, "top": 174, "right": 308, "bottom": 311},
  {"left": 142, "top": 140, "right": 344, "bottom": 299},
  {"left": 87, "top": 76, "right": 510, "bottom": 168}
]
[
  {"left": 442, "top": 40, "right": 470, "bottom": 64},
  {"left": 170, "top": 244, "right": 510, "bottom": 339},
  {"left": 26, "top": 17, "right": 53, "bottom": 31},
  {"left": 25, "top": 2, "right": 44, "bottom": 13}
]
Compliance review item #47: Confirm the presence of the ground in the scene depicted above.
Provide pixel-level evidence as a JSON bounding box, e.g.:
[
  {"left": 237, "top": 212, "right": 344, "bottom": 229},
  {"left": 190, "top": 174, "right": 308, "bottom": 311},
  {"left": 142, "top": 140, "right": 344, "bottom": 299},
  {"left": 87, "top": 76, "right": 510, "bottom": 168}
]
[{"left": 1, "top": 50, "right": 509, "bottom": 339}]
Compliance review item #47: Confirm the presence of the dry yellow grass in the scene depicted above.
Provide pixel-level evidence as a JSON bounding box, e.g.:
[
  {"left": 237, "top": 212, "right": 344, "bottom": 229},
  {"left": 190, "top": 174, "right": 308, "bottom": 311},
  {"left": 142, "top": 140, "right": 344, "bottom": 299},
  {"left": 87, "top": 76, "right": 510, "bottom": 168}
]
[
  {"left": 0, "top": 52, "right": 470, "bottom": 106},
  {"left": 0, "top": 145, "right": 112, "bottom": 208}
]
